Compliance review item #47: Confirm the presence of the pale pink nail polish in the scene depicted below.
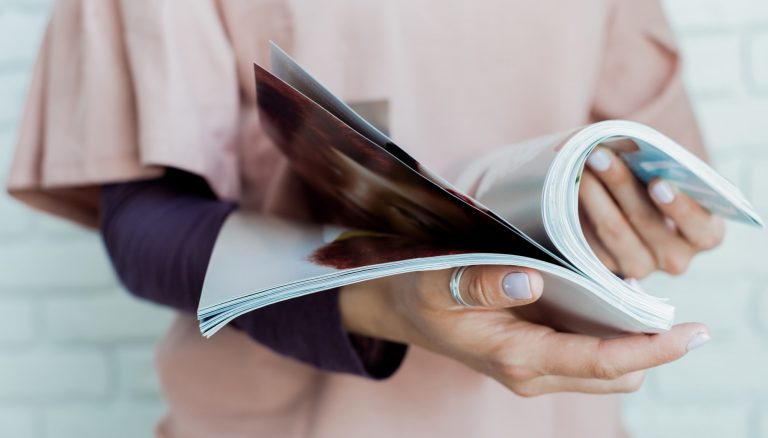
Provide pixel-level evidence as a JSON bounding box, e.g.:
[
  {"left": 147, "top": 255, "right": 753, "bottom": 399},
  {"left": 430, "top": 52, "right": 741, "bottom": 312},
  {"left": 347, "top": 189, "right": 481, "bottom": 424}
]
[
  {"left": 651, "top": 181, "right": 675, "bottom": 204},
  {"left": 587, "top": 149, "right": 611, "bottom": 172},
  {"left": 664, "top": 217, "right": 677, "bottom": 232},
  {"left": 686, "top": 332, "right": 711, "bottom": 352},
  {"left": 625, "top": 278, "right": 642, "bottom": 291},
  {"left": 502, "top": 273, "right": 532, "bottom": 300}
]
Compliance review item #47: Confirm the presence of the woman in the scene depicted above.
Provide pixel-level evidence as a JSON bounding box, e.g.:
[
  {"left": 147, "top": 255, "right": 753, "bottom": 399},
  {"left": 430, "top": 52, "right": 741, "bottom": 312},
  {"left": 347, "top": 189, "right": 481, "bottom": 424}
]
[{"left": 7, "top": 0, "right": 724, "bottom": 436}]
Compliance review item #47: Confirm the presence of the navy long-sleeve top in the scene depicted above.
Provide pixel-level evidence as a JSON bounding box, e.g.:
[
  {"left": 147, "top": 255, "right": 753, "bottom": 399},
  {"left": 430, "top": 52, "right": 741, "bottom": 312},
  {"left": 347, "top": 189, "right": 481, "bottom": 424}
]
[{"left": 99, "top": 168, "right": 406, "bottom": 379}]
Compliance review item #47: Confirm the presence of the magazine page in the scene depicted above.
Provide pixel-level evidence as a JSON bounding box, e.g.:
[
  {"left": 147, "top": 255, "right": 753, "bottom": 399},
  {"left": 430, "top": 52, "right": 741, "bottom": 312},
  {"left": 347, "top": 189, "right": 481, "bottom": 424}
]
[
  {"left": 453, "top": 130, "right": 578, "bottom": 252},
  {"left": 263, "top": 43, "right": 568, "bottom": 267},
  {"left": 536, "top": 121, "right": 764, "bottom": 323},
  {"left": 254, "top": 56, "right": 563, "bottom": 266},
  {"left": 198, "top": 213, "right": 672, "bottom": 338},
  {"left": 602, "top": 136, "right": 762, "bottom": 225},
  {"left": 198, "top": 214, "right": 470, "bottom": 312}
]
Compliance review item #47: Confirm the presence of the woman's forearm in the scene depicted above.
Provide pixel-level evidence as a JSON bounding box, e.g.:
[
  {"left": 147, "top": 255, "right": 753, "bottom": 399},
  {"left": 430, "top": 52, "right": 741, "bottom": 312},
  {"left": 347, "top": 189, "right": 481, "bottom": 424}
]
[{"left": 99, "top": 169, "right": 405, "bottom": 378}]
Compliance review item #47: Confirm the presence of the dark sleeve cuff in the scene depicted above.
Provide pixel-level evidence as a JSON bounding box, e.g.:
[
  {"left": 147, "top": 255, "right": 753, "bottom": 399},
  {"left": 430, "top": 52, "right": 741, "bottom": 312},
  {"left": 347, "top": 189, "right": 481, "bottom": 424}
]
[
  {"left": 231, "top": 287, "right": 407, "bottom": 379},
  {"left": 101, "top": 169, "right": 406, "bottom": 380}
]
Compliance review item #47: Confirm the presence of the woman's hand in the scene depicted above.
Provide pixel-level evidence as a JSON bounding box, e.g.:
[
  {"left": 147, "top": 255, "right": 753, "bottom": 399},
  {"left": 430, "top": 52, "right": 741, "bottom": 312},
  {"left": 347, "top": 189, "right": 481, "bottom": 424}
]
[
  {"left": 580, "top": 147, "right": 725, "bottom": 279},
  {"left": 339, "top": 266, "right": 710, "bottom": 396}
]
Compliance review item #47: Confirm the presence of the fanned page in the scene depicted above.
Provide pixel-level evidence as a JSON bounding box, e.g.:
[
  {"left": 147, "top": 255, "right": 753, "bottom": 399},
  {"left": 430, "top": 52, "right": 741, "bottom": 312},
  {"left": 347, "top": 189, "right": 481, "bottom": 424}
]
[
  {"left": 603, "top": 136, "right": 761, "bottom": 226},
  {"left": 199, "top": 44, "right": 764, "bottom": 339},
  {"left": 199, "top": 213, "right": 657, "bottom": 337},
  {"left": 453, "top": 131, "right": 574, "bottom": 249},
  {"left": 264, "top": 43, "right": 567, "bottom": 266},
  {"left": 253, "top": 51, "right": 560, "bottom": 265}
]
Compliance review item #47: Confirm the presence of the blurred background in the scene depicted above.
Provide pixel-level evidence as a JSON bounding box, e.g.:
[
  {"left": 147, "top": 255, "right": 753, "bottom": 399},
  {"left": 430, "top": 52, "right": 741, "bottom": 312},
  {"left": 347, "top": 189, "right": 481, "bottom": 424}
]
[{"left": 0, "top": 0, "right": 766, "bottom": 437}]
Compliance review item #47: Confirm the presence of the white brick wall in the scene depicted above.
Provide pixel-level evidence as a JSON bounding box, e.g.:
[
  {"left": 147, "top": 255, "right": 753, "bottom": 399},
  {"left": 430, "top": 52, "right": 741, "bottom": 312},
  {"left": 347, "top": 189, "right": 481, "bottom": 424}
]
[
  {"left": 0, "top": 0, "right": 766, "bottom": 437},
  {"left": 751, "top": 32, "right": 768, "bottom": 91},
  {"left": 622, "top": 2, "right": 768, "bottom": 437},
  {"left": 0, "top": 3, "right": 173, "bottom": 434}
]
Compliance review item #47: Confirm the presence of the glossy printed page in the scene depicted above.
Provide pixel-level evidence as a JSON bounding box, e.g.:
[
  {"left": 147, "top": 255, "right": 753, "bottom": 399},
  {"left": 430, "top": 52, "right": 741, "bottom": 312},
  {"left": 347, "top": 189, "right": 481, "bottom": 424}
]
[
  {"left": 263, "top": 43, "right": 567, "bottom": 265},
  {"left": 454, "top": 130, "right": 577, "bottom": 251},
  {"left": 199, "top": 214, "right": 470, "bottom": 312},
  {"left": 254, "top": 58, "right": 561, "bottom": 264},
  {"left": 606, "top": 136, "right": 762, "bottom": 226},
  {"left": 200, "top": 214, "right": 668, "bottom": 337}
]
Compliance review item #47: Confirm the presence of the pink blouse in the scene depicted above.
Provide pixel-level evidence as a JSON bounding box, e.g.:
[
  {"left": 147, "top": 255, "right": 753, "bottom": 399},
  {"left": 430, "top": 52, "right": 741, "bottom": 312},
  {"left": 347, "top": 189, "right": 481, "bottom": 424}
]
[{"left": 7, "top": 0, "right": 704, "bottom": 436}]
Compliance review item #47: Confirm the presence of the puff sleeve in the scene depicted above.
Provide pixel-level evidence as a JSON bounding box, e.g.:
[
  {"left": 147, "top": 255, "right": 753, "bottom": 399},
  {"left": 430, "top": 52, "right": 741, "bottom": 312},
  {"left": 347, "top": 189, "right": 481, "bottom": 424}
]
[
  {"left": 6, "top": 0, "right": 241, "bottom": 227},
  {"left": 590, "top": 0, "right": 707, "bottom": 159}
]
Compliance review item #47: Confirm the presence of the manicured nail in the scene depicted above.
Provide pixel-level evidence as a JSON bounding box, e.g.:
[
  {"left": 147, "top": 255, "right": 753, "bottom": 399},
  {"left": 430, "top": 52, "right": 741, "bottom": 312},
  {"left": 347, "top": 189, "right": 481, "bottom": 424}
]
[
  {"left": 651, "top": 181, "right": 676, "bottom": 204},
  {"left": 587, "top": 149, "right": 611, "bottom": 172},
  {"left": 664, "top": 217, "right": 677, "bottom": 232},
  {"left": 686, "top": 332, "right": 711, "bottom": 352},
  {"left": 502, "top": 273, "right": 532, "bottom": 300},
  {"left": 625, "top": 277, "right": 642, "bottom": 291}
]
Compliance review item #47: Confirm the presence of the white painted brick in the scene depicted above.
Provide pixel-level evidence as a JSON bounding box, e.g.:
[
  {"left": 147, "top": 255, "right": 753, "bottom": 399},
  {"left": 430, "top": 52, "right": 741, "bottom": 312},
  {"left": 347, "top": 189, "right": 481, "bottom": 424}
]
[
  {"left": 0, "top": 299, "right": 35, "bottom": 344},
  {"left": 0, "top": 237, "right": 117, "bottom": 291},
  {"left": 752, "top": 32, "right": 768, "bottom": 92},
  {"left": 759, "top": 407, "right": 768, "bottom": 438},
  {"left": 663, "top": 0, "right": 768, "bottom": 28},
  {"left": 623, "top": 401, "right": 751, "bottom": 438},
  {"left": 636, "top": 276, "right": 753, "bottom": 338},
  {"left": 0, "top": 8, "right": 47, "bottom": 66},
  {"left": 0, "top": 192, "right": 35, "bottom": 236},
  {"left": 663, "top": 0, "right": 743, "bottom": 28},
  {"left": 0, "top": 407, "right": 37, "bottom": 438},
  {"left": 680, "top": 34, "right": 742, "bottom": 96},
  {"left": 117, "top": 347, "right": 161, "bottom": 398},
  {"left": 680, "top": 222, "right": 768, "bottom": 274},
  {"left": 4, "top": 0, "right": 55, "bottom": 10},
  {"left": 0, "top": 350, "right": 108, "bottom": 400},
  {"left": 44, "top": 402, "right": 164, "bottom": 438},
  {"left": 0, "top": 126, "right": 15, "bottom": 168},
  {"left": 749, "top": 159, "right": 768, "bottom": 223},
  {"left": 749, "top": 0, "right": 768, "bottom": 25},
  {"left": 631, "top": 276, "right": 763, "bottom": 399},
  {"left": 0, "top": 72, "right": 27, "bottom": 126},
  {"left": 695, "top": 98, "right": 768, "bottom": 151},
  {"left": 43, "top": 290, "right": 172, "bottom": 343},
  {"left": 35, "top": 214, "right": 91, "bottom": 239},
  {"left": 0, "top": 120, "right": 34, "bottom": 237},
  {"left": 756, "top": 283, "right": 768, "bottom": 336},
  {"left": 5, "top": 0, "right": 54, "bottom": 8},
  {"left": 654, "top": 332, "right": 768, "bottom": 398}
]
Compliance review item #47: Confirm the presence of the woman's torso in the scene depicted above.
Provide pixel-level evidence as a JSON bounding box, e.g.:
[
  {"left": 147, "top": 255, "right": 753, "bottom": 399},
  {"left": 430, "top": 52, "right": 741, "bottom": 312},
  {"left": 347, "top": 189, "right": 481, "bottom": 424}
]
[{"left": 157, "top": 1, "right": 627, "bottom": 437}]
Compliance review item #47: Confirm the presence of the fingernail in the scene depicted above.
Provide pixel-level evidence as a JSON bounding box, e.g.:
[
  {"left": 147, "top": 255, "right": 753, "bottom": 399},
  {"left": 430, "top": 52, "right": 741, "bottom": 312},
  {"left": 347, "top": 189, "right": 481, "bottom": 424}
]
[
  {"left": 651, "top": 181, "right": 676, "bottom": 204},
  {"left": 686, "top": 332, "right": 711, "bottom": 352},
  {"left": 664, "top": 217, "right": 677, "bottom": 232},
  {"left": 625, "top": 277, "right": 643, "bottom": 291},
  {"left": 587, "top": 149, "right": 611, "bottom": 172},
  {"left": 502, "top": 273, "right": 532, "bottom": 300}
]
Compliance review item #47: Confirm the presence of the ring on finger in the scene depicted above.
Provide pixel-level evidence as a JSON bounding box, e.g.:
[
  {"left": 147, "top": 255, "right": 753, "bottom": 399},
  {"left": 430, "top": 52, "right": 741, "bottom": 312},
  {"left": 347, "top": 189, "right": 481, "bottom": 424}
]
[{"left": 449, "top": 266, "right": 473, "bottom": 307}]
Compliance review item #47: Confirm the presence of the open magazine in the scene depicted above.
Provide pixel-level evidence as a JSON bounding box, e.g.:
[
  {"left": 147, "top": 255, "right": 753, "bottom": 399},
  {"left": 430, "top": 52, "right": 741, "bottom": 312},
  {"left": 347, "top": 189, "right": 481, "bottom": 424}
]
[{"left": 198, "top": 43, "right": 763, "bottom": 338}]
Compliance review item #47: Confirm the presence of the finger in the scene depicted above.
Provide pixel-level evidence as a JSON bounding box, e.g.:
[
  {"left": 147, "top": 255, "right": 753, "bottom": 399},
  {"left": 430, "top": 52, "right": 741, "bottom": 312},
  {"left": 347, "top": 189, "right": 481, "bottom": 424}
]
[
  {"left": 456, "top": 265, "right": 544, "bottom": 309},
  {"left": 579, "top": 208, "right": 619, "bottom": 273},
  {"left": 535, "top": 322, "right": 710, "bottom": 379},
  {"left": 511, "top": 371, "right": 646, "bottom": 397},
  {"left": 586, "top": 147, "right": 659, "bottom": 221},
  {"left": 579, "top": 170, "right": 656, "bottom": 278},
  {"left": 648, "top": 179, "right": 726, "bottom": 250},
  {"left": 586, "top": 148, "right": 696, "bottom": 275}
]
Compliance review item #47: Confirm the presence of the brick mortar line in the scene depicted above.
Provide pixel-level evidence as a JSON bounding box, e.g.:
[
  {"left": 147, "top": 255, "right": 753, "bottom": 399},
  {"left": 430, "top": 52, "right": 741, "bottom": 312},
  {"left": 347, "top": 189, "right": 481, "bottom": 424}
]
[{"left": 675, "top": 23, "right": 768, "bottom": 36}]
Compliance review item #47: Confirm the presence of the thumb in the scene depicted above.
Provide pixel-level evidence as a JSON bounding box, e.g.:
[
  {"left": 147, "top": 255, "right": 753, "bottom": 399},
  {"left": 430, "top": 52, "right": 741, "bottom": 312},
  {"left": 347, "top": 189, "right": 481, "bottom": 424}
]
[{"left": 458, "top": 266, "right": 543, "bottom": 309}]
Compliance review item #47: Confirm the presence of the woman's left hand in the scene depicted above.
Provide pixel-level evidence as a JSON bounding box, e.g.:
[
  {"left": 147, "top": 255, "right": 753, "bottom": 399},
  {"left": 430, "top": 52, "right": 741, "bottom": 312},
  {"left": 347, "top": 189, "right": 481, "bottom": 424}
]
[{"left": 579, "top": 147, "right": 725, "bottom": 279}]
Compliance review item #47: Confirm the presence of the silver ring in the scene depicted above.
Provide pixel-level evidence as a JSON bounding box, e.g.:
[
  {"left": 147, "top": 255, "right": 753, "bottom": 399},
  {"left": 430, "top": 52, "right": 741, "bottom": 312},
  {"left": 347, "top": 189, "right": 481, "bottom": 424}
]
[{"left": 449, "top": 266, "right": 473, "bottom": 307}]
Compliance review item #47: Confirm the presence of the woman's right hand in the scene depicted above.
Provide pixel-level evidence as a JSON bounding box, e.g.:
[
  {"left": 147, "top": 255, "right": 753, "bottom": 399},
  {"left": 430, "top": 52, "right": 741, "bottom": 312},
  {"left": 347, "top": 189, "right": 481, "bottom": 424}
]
[{"left": 339, "top": 266, "right": 710, "bottom": 396}]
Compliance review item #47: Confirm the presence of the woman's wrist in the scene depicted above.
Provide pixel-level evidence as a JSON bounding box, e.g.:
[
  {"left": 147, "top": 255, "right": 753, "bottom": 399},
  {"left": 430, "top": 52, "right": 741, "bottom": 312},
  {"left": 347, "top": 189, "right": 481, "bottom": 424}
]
[{"left": 339, "top": 277, "right": 412, "bottom": 346}]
